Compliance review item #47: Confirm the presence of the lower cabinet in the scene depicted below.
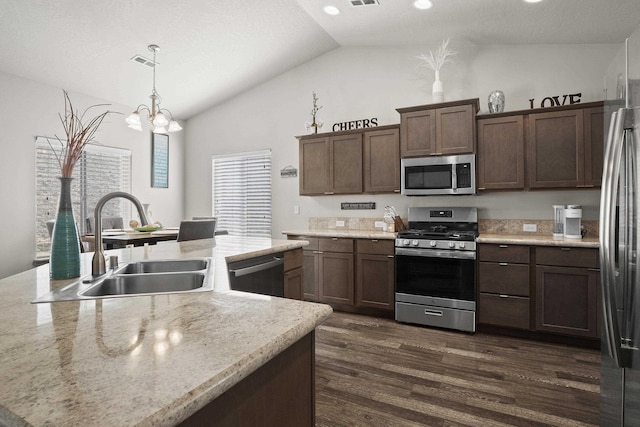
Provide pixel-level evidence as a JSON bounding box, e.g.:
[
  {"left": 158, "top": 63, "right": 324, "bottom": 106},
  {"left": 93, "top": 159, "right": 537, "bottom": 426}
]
[
  {"left": 477, "top": 243, "right": 600, "bottom": 340},
  {"left": 355, "top": 239, "right": 395, "bottom": 310},
  {"left": 284, "top": 248, "right": 303, "bottom": 300},
  {"left": 535, "top": 247, "right": 600, "bottom": 338},
  {"left": 287, "top": 235, "right": 394, "bottom": 313}
]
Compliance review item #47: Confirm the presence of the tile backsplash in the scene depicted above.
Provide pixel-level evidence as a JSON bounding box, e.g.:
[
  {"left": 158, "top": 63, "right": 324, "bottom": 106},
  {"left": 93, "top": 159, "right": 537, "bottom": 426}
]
[{"left": 308, "top": 217, "right": 401, "bottom": 232}]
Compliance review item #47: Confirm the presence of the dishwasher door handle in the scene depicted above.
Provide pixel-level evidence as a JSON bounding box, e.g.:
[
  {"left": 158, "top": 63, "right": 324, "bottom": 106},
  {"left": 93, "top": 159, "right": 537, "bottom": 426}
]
[{"left": 228, "top": 257, "right": 284, "bottom": 277}]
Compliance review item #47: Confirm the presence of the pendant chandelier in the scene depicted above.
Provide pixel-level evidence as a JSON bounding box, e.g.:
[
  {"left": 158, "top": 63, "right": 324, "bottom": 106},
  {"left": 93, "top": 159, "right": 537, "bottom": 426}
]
[{"left": 125, "top": 44, "right": 182, "bottom": 134}]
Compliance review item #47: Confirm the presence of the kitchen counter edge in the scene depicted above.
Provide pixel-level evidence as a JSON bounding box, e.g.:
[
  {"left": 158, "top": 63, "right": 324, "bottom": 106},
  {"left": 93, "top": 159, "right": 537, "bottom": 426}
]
[
  {"left": 477, "top": 233, "right": 599, "bottom": 248},
  {"left": 282, "top": 229, "right": 397, "bottom": 240}
]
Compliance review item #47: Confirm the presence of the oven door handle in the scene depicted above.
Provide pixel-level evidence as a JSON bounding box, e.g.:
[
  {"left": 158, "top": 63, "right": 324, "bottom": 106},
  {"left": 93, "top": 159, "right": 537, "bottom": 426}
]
[{"left": 395, "top": 247, "right": 476, "bottom": 260}]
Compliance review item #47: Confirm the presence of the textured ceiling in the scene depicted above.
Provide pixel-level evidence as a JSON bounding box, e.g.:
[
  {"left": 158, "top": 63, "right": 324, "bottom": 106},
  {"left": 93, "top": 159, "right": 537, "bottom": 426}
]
[{"left": 0, "top": 0, "right": 639, "bottom": 120}]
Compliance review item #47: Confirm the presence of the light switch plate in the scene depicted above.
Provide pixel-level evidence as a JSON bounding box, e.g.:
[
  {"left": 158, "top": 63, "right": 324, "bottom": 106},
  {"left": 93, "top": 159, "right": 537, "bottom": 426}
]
[
  {"left": 293, "top": 205, "right": 300, "bottom": 215},
  {"left": 523, "top": 223, "right": 537, "bottom": 232},
  {"left": 336, "top": 220, "right": 345, "bottom": 227}
]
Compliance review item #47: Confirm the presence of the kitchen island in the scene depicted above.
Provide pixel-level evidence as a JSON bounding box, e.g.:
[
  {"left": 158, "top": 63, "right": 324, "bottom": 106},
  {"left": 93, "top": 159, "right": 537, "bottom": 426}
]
[{"left": 0, "top": 236, "right": 332, "bottom": 426}]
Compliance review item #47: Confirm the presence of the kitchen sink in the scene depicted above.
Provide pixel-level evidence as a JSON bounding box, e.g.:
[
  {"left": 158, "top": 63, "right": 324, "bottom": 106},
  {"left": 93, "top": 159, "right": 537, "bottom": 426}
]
[
  {"left": 115, "top": 259, "right": 209, "bottom": 274},
  {"left": 81, "top": 272, "right": 205, "bottom": 297},
  {"left": 32, "top": 258, "right": 213, "bottom": 303}
]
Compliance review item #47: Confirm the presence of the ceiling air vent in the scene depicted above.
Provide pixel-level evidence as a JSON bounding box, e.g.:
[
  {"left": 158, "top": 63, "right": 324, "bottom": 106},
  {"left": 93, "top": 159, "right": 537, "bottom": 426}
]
[
  {"left": 350, "top": 0, "right": 379, "bottom": 6},
  {"left": 130, "top": 54, "right": 156, "bottom": 68}
]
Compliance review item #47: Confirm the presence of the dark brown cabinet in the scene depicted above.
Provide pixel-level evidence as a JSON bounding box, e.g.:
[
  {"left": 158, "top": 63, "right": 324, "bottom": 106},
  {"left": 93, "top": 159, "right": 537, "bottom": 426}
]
[
  {"left": 298, "top": 125, "right": 399, "bottom": 196},
  {"left": 527, "top": 104, "right": 604, "bottom": 189},
  {"left": 284, "top": 248, "right": 303, "bottom": 300},
  {"left": 478, "top": 244, "right": 531, "bottom": 330},
  {"left": 298, "top": 133, "right": 362, "bottom": 195},
  {"left": 363, "top": 127, "right": 400, "bottom": 193},
  {"left": 535, "top": 246, "right": 600, "bottom": 338},
  {"left": 397, "top": 99, "right": 479, "bottom": 158},
  {"left": 317, "top": 238, "right": 354, "bottom": 305},
  {"left": 477, "top": 115, "right": 525, "bottom": 190},
  {"left": 355, "top": 239, "right": 395, "bottom": 311}
]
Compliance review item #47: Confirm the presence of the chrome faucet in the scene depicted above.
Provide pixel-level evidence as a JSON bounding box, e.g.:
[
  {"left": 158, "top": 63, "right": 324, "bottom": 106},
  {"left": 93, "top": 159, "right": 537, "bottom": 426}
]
[{"left": 91, "top": 192, "right": 149, "bottom": 277}]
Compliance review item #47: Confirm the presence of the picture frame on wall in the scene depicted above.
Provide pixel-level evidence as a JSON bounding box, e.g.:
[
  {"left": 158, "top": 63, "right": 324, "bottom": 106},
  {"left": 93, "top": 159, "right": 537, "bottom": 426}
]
[{"left": 151, "top": 133, "right": 169, "bottom": 188}]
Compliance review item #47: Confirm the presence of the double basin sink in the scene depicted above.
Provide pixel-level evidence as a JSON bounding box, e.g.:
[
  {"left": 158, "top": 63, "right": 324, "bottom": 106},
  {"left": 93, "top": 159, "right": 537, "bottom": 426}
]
[{"left": 32, "top": 258, "right": 213, "bottom": 303}]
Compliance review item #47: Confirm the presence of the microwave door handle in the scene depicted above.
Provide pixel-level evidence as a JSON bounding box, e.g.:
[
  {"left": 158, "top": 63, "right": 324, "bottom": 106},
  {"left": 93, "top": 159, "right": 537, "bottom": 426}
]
[{"left": 451, "top": 165, "right": 457, "bottom": 191}]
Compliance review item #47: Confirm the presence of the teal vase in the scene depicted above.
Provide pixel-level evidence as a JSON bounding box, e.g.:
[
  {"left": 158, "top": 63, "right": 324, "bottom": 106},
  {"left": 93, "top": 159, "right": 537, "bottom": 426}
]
[{"left": 50, "top": 177, "right": 81, "bottom": 279}]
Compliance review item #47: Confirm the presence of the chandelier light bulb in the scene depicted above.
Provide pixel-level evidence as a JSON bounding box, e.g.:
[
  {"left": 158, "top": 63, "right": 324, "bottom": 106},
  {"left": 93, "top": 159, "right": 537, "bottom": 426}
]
[{"left": 152, "top": 111, "right": 169, "bottom": 127}]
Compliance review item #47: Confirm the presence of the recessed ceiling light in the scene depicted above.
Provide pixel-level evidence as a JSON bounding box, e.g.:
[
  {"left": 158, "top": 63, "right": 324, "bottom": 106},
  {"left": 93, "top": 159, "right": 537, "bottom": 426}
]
[
  {"left": 323, "top": 5, "right": 341, "bottom": 15},
  {"left": 523, "top": 0, "right": 544, "bottom": 3},
  {"left": 413, "top": 0, "right": 433, "bottom": 9}
]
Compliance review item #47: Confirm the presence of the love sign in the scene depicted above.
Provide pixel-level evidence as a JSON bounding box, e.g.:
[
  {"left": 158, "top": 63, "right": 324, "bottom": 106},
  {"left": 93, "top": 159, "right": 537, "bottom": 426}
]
[{"left": 529, "top": 93, "right": 582, "bottom": 109}]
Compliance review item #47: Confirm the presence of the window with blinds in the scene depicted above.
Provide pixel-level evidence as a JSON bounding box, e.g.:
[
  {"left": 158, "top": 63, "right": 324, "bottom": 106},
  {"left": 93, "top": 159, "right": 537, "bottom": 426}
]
[
  {"left": 35, "top": 137, "right": 131, "bottom": 253},
  {"left": 212, "top": 150, "right": 272, "bottom": 237}
]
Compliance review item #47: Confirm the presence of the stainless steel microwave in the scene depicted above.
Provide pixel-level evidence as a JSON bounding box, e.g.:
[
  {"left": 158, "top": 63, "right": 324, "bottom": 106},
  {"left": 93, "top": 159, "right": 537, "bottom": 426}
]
[{"left": 401, "top": 154, "right": 476, "bottom": 196}]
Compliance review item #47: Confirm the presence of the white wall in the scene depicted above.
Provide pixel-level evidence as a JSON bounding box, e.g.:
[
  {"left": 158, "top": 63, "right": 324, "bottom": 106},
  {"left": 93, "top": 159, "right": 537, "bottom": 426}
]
[
  {"left": 185, "top": 43, "right": 618, "bottom": 237},
  {"left": 0, "top": 71, "right": 184, "bottom": 279}
]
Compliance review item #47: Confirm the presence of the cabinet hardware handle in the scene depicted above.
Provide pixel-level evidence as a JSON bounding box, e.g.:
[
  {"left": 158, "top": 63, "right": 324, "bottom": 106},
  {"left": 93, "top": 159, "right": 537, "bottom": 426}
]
[
  {"left": 313, "top": 251, "right": 323, "bottom": 254},
  {"left": 371, "top": 239, "right": 379, "bottom": 242},
  {"left": 587, "top": 268, "right": 600, "bottom": 272},
  {"left": 394, "top": 190, "right": 400, "bottom": 193},
  {"left": 560, "top": 248, "right": 571, "bottom": 251},
  {"left": 499, "top": 245, "right": 508, "bottom": 248},
  {"left": 332, "top": 237, "right": 338, "bottom": 241},
  {"left": 499, "top": 294, "right": 509, "bottom": 298},
  {"left": 324, "top": 192, "right": 335, "bottom": 195},
  {"left": 424, "top": 309, "right": 443, "bottom": 317},
  {"left": 478, "top": 187, "right": 486, "bottom": 190},
  {"left": 499, "top": 262, "right": 508, "bottom": 266},
  {"left": 387, "top": 255, "right": 394, "bottom": 259}
]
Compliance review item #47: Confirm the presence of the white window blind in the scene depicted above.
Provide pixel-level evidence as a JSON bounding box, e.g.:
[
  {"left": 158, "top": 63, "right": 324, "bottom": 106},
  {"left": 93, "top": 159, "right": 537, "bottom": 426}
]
[
  {"left": 35, "top": 137, "right": 131, "bottom": 253},
  {"left": 212, "top": 150, "right": 272, "bottom": 237}
]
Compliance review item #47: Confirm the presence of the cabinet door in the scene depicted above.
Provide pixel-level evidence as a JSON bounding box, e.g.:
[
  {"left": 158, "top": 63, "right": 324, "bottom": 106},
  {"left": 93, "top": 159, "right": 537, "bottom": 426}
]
[
  {"left": 302, "top": 250, "right": 319, "bottom": 301},
  {"left": 535, "top": 265, "right": 598, "bottom": 338},
  {"left": 319, "top": 252, "right": 354, "bottom": 305},
  {"left": 400, "top": 109, "right": 437, "bottom": 157},
  {"left": 356, "top": 253, "right": 394, "bottom": 310},
  {"left": 436, "top": 104, "right": 476, "bottom": 155},
  {"left": 364, "top": 128, "right": 400, "bottom": 193},
  {"left": 528, "top": 110, "right": 584, "bottom": 188},
  {"left": 299, "top": 137, "right": 329, "bottom": 195},
  {"left": 583, "top": 106, "right": 604, "bottom": 187},
  {"left": 284, "top": 267, "right": 303, "bottom": 300},
  {"left": 477, "top": 115, "right": 525, "bottom": 190},
  {"left": 329, "top": 134, "right": 363, "bottom": 194},
  {"left": 478, "top": 293, "right": 530, "bottom": 330}
]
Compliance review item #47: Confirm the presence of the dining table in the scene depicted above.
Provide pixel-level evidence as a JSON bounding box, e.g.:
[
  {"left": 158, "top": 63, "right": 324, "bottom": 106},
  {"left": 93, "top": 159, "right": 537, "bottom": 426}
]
[{"left": 82, "top": 228, "right": 179, "bottom": 250}]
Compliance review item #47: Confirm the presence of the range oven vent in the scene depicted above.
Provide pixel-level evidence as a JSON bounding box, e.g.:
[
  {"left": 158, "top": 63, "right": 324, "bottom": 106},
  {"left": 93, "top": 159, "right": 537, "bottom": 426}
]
[{"left": 350, "top": 0, "right": 380, "bottom": 7}]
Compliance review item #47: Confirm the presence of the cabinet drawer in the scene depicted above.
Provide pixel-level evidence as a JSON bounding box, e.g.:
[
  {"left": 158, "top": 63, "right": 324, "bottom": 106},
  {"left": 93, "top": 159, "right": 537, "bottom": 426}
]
[
  {"left": 356, "top": 239, "right": 394, "bottom": 255},
  {"left": 478, "top": 293, "right": 530, "bottom": 330},
  {"left": 284, "top": 249, "right": 303, "bottom": 272},
  {"left": 535, "top": 246, "right": 598, "bottom": 268},
  {"left": 479, "top": 244, "right": 529, "bottom": 263},
  {"left": 287, "top": 235, "right": 319, "bottom": 251},
  {"left": 478, "top": 262, "right": 529, "bottom": 296},
  {"left": 319, "top": 237, "right": 354, "bottom": 253}
]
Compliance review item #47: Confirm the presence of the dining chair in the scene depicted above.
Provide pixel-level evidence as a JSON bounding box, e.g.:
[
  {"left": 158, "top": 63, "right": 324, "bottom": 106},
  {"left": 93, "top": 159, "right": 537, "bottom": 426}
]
[
  {"left": 86, "top": 216, "right": 124, "bottom": 233},
  {"left": 176, "top": 219, "right": 216, "bottom": 242}
]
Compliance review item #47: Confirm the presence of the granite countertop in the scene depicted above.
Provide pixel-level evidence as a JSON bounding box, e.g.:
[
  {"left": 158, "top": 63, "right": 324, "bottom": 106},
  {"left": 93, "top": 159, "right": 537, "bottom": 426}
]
[
  {"left": 282, "top": 229, "right": 397, "bottom": 240},
  {"left": 477, "top": 233, "right": 599, "bottom": 248},
  {"left": 0, "top": 236, "right": 331, "bottom": 426}
]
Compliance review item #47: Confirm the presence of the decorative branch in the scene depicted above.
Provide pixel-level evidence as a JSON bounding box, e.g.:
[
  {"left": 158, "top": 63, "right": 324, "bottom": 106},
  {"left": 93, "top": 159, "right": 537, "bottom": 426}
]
[
  {"left": 310, "top": 91, "right": 322, "bottom": 121},
  {"left": 416, "top": 38, "right": 456, "bottom": 73},
  {"left": 53, "top": 90, "right": 114, "bottom": 177}
]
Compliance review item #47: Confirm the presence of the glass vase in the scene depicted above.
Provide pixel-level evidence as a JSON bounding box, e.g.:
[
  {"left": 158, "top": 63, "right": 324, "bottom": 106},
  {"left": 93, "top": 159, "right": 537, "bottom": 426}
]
[{"left": 50, "top": 177, "right": 81, "bottom": 279}]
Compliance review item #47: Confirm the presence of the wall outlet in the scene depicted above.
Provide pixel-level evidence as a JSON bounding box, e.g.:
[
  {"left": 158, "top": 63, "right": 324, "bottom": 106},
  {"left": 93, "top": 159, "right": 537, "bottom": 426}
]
[
  {"left": 336, "top": 220, "right": 345, "bottom": 227},
  {"left": 523, "top": 223, "right": 537, "bottom": 232},
  {"left": 293, "top": 205, "right": 300, "bottom": 215},
  {"left": 374, "top": 221, "right": 385, "bottom": 229}
]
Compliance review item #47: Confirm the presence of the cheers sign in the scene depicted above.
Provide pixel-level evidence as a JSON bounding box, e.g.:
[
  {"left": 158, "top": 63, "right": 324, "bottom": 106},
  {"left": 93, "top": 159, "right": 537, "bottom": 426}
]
[
  {"left": 332, "top": 118, "right": 378, "bottom": 132},
  {"left": 529, "top": 93, "right": 581, "bottom": 109}
]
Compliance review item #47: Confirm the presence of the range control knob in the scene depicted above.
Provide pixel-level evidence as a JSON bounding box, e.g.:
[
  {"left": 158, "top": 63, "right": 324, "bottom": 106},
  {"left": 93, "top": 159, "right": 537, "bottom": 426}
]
[
  {"left": 448, "top": 242, "right": 455, "bottom": 248},
  {"left": 459, "top": 242, "right": 466, "bottom": 249},
  {"left": 411, "top": 240, "right": 419, "bottom": 246},
  {"left": 403, "top": 239, "right": 411, "bottom": 246},
  {"left": 429, "top": 240, "right": 437, "bottom": 247}
]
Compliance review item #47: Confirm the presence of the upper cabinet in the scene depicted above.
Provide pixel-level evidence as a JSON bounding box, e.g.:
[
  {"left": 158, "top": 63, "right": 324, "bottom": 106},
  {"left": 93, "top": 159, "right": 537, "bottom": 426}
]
[
  {"left": 476, "top": 101, "right": 604, "bottom": 191},
  {"left": 298, "top": 125, "right": 399, "bottom": 196},
  {"left": 397, "top": 99, "right": 479, "bottom": 158}
]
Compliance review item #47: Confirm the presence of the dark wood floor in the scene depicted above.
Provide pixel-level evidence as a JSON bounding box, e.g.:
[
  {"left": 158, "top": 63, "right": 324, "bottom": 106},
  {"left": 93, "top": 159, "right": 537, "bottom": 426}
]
[{"left": 315, "top": 312, "right": 600, "bottom": 427}]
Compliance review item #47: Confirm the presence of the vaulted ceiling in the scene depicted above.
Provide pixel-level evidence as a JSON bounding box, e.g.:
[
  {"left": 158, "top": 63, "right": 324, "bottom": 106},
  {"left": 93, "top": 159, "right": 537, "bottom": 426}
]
[{"left": 1, "top": 0, "right": 639, "bottom": 119}]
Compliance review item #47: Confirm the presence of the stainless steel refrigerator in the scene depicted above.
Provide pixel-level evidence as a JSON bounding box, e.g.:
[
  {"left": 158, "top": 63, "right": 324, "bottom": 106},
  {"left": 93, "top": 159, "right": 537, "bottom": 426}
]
[{"left": 600, "top": 37, "right": 640, "bottom": 426}]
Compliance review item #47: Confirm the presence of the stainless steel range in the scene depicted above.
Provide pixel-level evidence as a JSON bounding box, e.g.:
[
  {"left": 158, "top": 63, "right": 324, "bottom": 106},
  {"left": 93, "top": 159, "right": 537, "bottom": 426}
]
[{"left": 395, "top": 207, "right": 478, "bottom": 333}]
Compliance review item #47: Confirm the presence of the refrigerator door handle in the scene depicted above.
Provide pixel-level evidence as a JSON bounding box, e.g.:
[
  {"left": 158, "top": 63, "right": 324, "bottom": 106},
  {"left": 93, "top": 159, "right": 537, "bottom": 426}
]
[{"left": 600, "top": 108, "right": 630, "bottom": 368}]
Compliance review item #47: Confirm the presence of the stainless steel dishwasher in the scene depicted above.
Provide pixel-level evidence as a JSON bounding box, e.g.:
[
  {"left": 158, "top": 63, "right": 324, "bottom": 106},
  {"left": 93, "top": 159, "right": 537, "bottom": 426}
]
[{"left": 227, "top": 252, "right": 285, "bottom": 297}]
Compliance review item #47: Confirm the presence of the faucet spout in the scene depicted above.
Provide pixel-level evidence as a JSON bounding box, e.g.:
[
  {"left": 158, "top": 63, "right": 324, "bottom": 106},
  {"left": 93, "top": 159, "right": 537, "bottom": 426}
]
[{"left": 91, "top": 192, "right": 149, "bottom": 277}]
